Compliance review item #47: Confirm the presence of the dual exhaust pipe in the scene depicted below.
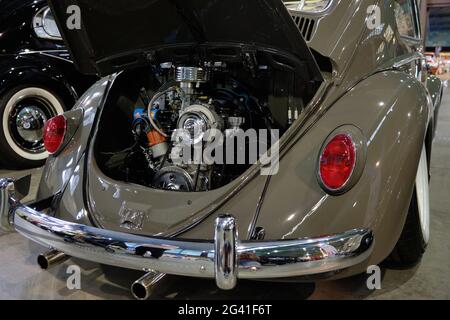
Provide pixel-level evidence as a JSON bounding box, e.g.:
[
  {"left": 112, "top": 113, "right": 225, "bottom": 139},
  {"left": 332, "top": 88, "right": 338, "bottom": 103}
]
[
  {"left": 37, "top": 250, "right": 69, "bottom": 270},
  {"left": 3, "top": 177, "right": 165, "bottom": 299},
  {"left": 37, "top": 249, "right": 165, "bottom": 299},
  {"left": 131, "top": 271, "right": 166, "bottom": 300}
]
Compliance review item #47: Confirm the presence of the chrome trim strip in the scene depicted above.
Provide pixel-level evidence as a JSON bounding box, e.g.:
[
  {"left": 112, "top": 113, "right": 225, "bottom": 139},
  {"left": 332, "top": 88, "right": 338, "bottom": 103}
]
[
  {"left": 393, "top": 52, "right": 424, "bottom": 69},
  {"left": 18, "top": 50, "right": 73, "bottom": 64},
  {"left": 285, "top": 0, "right": 337, "bottom": 15},
  {"left": 2, "top": 179, "right": 374, "bottom": 287},
  {"left": 247, "top": 175, "right": 272, "bottom": 240},
  {"left": 19, "top": 49, "right": 68, "bottom": 54},
  {"left": 39, "top": 52, "right": 74, "bottom": 64}
]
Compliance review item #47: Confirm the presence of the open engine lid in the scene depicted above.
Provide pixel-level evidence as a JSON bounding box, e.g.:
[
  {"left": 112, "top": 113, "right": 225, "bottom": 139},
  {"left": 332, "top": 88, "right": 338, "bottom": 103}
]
[{"left": 48, "top": 0, "right": 323, "bottom": 80}]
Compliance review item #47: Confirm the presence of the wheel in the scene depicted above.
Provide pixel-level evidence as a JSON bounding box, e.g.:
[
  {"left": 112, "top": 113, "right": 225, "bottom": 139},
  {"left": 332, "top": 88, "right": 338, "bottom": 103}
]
[
  {"left": 388, "top": 144, "right": 430, "bottom": 266},
  {"left": 0, "top": 86, "right": 65, "bottom": 169}
]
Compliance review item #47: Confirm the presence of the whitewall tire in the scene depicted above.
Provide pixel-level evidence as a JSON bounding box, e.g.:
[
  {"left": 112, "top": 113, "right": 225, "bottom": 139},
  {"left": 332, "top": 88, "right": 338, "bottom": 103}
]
[
  {"left": 0, "top": 87, "right": 65, "bottom": 168},
  {"left": 388, "top": 143, "right": 430, "bottom": 266},
  {"left": 415, "top": 143, "right": 430, "bottom": 245}
]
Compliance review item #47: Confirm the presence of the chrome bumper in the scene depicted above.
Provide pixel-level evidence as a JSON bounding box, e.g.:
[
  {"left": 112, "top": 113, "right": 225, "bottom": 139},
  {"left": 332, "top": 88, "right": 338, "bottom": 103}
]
[{"left": 0, "top": 178, "right": 374, "bottom": 290}]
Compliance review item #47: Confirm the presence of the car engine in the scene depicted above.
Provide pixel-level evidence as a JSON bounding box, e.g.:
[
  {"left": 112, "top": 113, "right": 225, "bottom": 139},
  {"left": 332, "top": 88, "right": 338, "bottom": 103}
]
[
  {"left": 95, "top": 45, "right": 317, "bottom": 193},
  {"left": 108, "top": 63, "right": 277, "bottom": 192}
]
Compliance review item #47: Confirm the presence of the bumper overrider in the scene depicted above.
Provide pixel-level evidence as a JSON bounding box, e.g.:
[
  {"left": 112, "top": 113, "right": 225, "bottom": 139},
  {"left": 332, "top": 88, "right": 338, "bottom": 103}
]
[{"left": 0, "top": 178, "right": 374, "bottom": 290}]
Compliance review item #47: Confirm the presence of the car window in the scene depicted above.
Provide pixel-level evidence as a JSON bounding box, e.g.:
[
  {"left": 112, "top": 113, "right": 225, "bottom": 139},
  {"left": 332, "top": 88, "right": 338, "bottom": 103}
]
[
  {"left": 394, "top": 0, "right": 418, "bottom": 38},
  {"left": 33, "top": 6, "right": 62, "bottom": 40}
]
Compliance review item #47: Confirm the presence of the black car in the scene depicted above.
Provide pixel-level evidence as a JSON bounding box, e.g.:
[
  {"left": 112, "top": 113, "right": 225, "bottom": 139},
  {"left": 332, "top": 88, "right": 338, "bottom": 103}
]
[{"left": 0, "top": 0, "right": 96, "bottom": 168}]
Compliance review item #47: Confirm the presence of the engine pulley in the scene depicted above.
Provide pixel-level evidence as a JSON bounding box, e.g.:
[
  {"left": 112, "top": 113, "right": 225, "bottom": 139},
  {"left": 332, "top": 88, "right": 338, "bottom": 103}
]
[
  {"left": 177, "top": 104, "right": 224, "bottom": 145},
  {"left": 152, "top": 166, "right": 194, "bottom": 192}
]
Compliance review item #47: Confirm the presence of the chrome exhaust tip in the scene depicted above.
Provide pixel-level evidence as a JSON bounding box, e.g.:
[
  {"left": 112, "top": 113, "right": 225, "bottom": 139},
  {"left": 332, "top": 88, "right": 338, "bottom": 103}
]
[
  {"left": 131, "top": 271, "right": 165, "bottom": 300},
  {"left": 37, "top": 250, "right": 69, "bottom": 270}
]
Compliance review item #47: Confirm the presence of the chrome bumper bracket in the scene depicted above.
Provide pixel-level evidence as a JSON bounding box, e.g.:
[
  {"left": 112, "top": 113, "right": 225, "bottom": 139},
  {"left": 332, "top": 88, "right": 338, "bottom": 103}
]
[
  {"left": 0, "top": 178, "right": 16, "bottom": 232},
  {"left": 214, "top": 215, "right": 238, "bottom": 290}
]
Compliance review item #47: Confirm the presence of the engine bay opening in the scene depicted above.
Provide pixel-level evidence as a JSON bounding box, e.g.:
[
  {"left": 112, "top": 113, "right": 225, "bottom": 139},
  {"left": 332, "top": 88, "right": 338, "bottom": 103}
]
[{"left": 94, "top": 47, "right": 321, "bottom": 192}]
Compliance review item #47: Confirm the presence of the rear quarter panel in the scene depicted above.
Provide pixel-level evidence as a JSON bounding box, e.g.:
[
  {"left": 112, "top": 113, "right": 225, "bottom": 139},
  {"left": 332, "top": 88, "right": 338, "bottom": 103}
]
[
  {"left": 253, "top": 71, "right": 430, "bottom": 272},
  {"left": 37, "top": 77, "right": 112, "bottom": 201}
]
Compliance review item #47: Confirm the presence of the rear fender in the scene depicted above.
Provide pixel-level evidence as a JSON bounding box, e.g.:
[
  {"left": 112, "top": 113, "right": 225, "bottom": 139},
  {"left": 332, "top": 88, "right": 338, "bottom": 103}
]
[
  {"left": 37, "top": 76, "right": 114, "bottom": 201},
  {"left": 0, "top": 55, "right": 78, "bottom": 107},
  {"left": 253, "top": 71, "right": 430, "bottom": 269}
]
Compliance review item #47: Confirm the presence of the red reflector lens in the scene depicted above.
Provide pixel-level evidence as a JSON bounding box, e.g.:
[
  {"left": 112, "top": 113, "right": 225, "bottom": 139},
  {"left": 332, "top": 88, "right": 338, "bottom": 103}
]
[
  {"left": 43, "top": 115, "right": 67, "bottom": 154},
  {"left": 319, "top": 134, "right": 356, "bottom": 191}
]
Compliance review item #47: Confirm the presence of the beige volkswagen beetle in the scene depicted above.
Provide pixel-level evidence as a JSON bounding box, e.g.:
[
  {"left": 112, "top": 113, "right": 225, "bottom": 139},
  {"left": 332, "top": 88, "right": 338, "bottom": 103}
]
[{"left": 0, "top": 0, "right": 443, "bottom": 299}]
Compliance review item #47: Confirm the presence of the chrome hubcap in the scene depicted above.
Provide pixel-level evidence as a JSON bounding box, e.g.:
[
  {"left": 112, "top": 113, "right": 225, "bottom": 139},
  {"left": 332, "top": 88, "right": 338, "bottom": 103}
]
[
  {"left": 8, "top": 97, "right": 56, "bottom": 154},
  {"left": 15, "top": 106, "right": 48, "bottom": 144}
]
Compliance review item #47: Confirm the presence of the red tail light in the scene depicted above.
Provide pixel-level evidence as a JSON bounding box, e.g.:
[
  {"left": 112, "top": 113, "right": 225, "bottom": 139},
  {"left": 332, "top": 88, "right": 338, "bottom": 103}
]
[
  {"left": 43, "top": 115, "right": 67, "bottom": 154},
  {"left": 319, "top": 134, "right": 356, "bottom": 191}
]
